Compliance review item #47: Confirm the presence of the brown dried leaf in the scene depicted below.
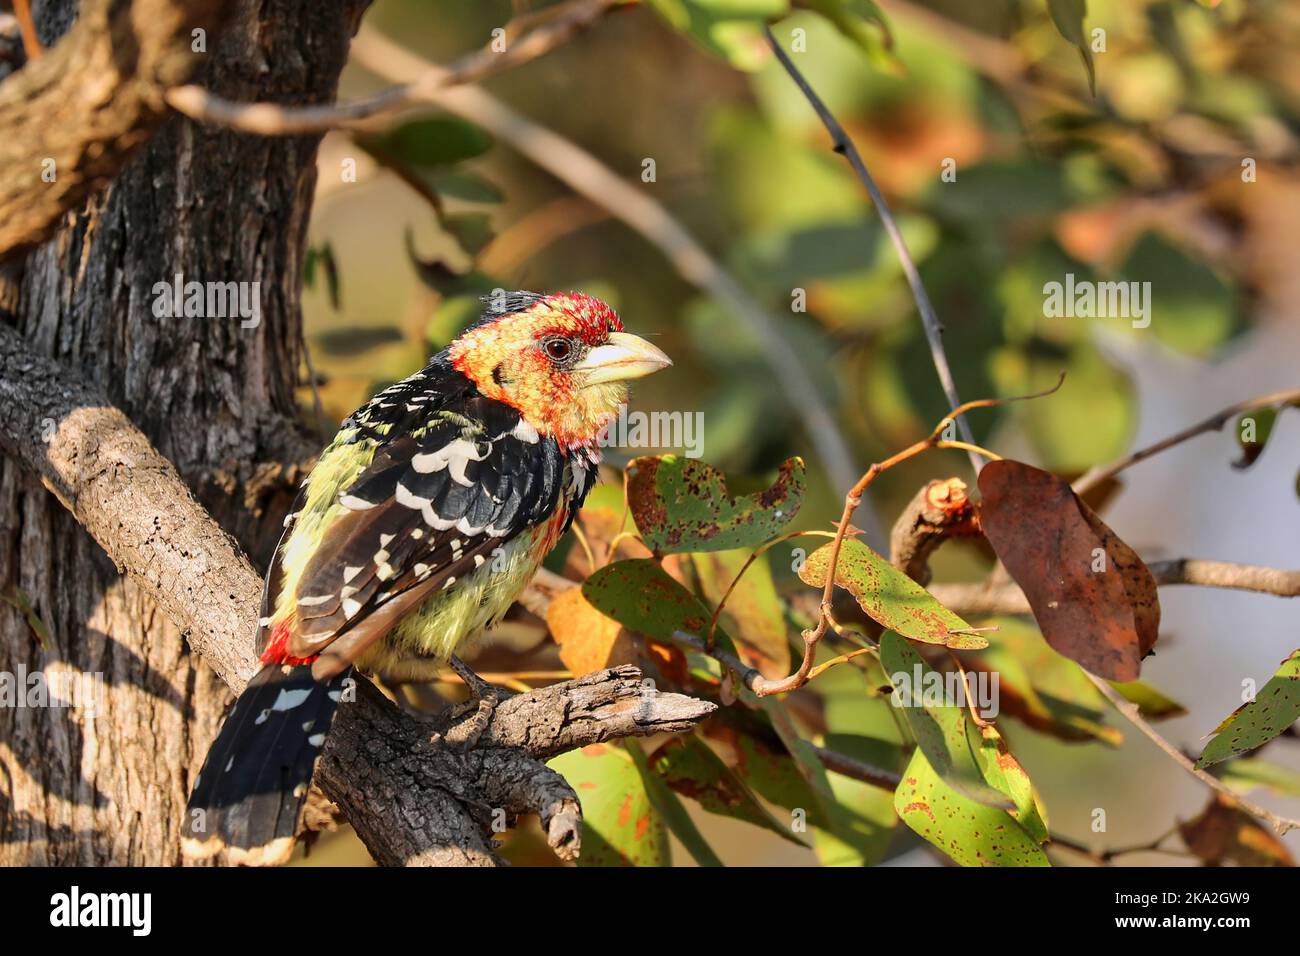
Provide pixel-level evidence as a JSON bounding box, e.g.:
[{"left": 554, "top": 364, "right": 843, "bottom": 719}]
[
  {"left": 977, "top": 460, "right": 1160, "bottom": 681},
  {"left": 1178, "top": 796, "right": 1295, "bottom": 867}
]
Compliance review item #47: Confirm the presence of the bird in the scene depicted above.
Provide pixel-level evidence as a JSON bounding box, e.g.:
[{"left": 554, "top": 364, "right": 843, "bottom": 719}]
[{"left": 181, "top": 290, "right": 672, "bottom": 865}]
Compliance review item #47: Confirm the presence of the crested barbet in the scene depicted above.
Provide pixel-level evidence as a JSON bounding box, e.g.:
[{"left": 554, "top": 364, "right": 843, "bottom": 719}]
[{"left": 182, "top": 291, "right": 671, "bottom": 865}]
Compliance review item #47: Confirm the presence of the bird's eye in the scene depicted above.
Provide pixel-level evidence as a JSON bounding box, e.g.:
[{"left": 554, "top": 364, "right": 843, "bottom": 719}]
[{"left": 543, "top": 337, "right": 572, "bottom": 362}]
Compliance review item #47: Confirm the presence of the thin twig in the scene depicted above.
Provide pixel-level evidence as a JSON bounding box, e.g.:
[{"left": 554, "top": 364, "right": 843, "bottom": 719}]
[
  {"left": 763, "top": 26, "right": 981, "bottom": 476},
  {"left": 1087, "top": 674, "right": 1300, "bottom": 836},
  {"left": 810, "top": 744, "right": 902, "bottom": 791},
  {"left": 1073, "top": 386, "right": 1300, "bottom": 495},
  {"left": 751, "top": 378, "right": 1061, "bottom": 697},
  {"left": 705, "top": 529, "right": 836, "bottom": 650},
  {"left": 165, "top": 0, "right": 623, "bottom": 135},
  {"left": 1047, "top": 827, "right": 1191, "bottom": 865},
  {"left": 347, "top": 27, "right": 883, "bottom": 544}
]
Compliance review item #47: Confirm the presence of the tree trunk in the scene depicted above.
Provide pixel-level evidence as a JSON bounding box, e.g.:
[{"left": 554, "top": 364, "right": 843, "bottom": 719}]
[{"left": 0, "top": 0, "right": 368, "bottom": 865}]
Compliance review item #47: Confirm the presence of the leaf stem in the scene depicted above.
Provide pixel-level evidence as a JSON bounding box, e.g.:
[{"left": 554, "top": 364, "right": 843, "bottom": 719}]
[{"left": 751, "top": 379, "right": 1061, "bottom": 697}]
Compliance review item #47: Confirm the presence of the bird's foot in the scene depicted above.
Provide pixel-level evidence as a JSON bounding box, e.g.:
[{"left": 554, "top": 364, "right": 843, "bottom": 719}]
[{"left": 431, "top": 655, "right": 499, "bottom": 752}]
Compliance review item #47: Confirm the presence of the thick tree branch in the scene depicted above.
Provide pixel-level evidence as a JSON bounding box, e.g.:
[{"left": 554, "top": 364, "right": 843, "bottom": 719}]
[
  {"left": 0, "top": 322, "right": 714, "bottom": 865},
  {"left": 0, "top": 0, "right": 235, "bottom": 258}
]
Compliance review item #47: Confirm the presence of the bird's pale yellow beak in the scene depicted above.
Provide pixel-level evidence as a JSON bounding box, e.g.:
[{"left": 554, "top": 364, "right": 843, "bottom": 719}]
[{"left": 575, "top": 332, "right": 672, "bottom": 385}]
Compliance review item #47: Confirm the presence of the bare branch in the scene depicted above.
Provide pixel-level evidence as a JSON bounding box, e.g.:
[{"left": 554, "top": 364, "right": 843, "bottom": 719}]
[
  {"left": 0, "top": 0, "right": 235, "bottom": 258},
  {"left": 165, "top": 0, "right": 623, "bottom": 136},
  {"left": 1086, "top": 675, "right": 1300, "bottom": 836},
  {"left": 763, "top": 26, "right": 981, "bottom": 476},
  {"left": 1073, "top": 386, "right": 1300, "bottom": 495},
  {"left": 0, "top": 323, "right": 714, "bottom": 865}
]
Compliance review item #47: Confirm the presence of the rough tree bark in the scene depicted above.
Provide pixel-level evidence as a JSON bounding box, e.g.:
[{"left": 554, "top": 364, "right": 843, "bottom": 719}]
[{"left": 0, "top": 0, "right": 369, "bottom": 865}]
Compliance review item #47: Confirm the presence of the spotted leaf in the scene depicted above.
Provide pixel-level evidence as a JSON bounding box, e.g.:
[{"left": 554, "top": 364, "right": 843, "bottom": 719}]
[
  {"left": 879, "top": 632, "right": 1010, "bottom": 808},
  {"left": 799, "top": 539, "right": 984, "bottom": 649},
  {"left": 894, "top": 747, "right": 1050, "bottom": 867},
  {"left": 626, "top": 455, "right": 804, "bottom": 555},
  {"left": 1196, "top": 649, "right": 1300, "bottom": 769},
  {"left": 548, "top": 743, "right": 668, "bottom": 867}
]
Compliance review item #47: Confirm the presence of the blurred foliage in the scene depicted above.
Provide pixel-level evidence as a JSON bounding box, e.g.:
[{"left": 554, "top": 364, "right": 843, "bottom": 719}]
[{"left": 299, "top": 0, "right": 1300, "bottom": 865}]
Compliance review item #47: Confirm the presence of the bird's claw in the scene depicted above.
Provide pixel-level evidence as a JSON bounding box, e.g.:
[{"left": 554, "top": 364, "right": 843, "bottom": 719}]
[{"left": 430, "top": 655, "right": 499, "bottom": 751}]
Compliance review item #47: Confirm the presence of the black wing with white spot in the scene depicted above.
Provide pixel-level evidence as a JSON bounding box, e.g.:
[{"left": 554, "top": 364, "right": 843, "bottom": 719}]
[{"left": 284, "top": 378, "right": 596, "bottom": 667}]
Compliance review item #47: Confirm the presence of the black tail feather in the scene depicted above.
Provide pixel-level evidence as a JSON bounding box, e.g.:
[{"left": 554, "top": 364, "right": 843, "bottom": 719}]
[{"left": 182, "top": 663, "right": 349, "bottom": 866}]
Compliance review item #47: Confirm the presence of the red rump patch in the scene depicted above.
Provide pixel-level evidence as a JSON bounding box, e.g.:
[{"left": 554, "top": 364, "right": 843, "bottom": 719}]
[{"left": 259, "top": 618, "right": 317, "bottom": 666}]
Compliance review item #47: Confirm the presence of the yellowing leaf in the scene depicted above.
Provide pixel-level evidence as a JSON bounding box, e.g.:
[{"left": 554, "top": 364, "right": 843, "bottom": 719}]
[
  {"left": 546, "top": 587, "right": 634, "bottom": 677},
  {"left": 894, "top": 747, "right": 1050, "bottom": 867},
  {"left": 1178, "top": 796, "right": 1294, "bottom": 867},
  {"left": 549, "top": 744, "right": 669, "bottom": 867},
  {"left": 799, "top": 539, "right": 984, "bottom": 649}
]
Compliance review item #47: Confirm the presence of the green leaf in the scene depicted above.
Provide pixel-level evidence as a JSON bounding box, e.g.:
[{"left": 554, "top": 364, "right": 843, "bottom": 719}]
[
  {"left": 1109, "top": 680, "right": 1187, "bottom": 721},
  {"left": 799, "top": 539, "right": 984, "bottom": 649},
  {"left": 705, "top": 697, "right": 885, "bottom": 865},
  {"left": 646, "top": 0, "right": 790, "bottom": 72},
  {"left": 650, "top": 735, "right": 801, "bottom": 844},
  {"left": 878, "top": 632, "right": 1009, "bottom": 806},
  {"left": 976, "top": 725, "right": 1051, "bottom": 844},
  {"left": 1212, "top": 757, "right": 1300, "bottom": 800},
  {"left": 705, "top": 708, "right": 826, "bottom": 824},
  {"left": 1046, "top": 0, "right": 1095, "bottom": 96},
  {"left": 626, "top": 455, "right": 804, "bottom": 555},
  {"left": 817, "top": 731, "right": 902, "bottom": 866},
  {"left": 628, "top": 740, "right": 722, "bottom": 866},
  {"left": 313, "top": 326, "right": 403, "bottom": 356},
  {"left": 548, "top": 743, "right": 669, "bottom": 866},
  {"left": 356, "top": 116, "right": 492, "bottom": 169},
  {"left": 894, "top": 747, "right": 1050, "bottom": 867},
  {"left": 756, "top": 692, "right": 879, "bottom": 867},
  {"left": 1232, "top": 407, "right": 1279, "bottom": 469},
  {"left": 802, "top": 0, "right": 897, "bottom": 71},
  {"left": 1197, "top": 650, "right": 1300, "bottom": 769},
  {"left": 1120, "top": 232, "right": 1240, "bottom": 357},
  {"left": 428, "top": 170, "right": 504, "bottom": 204},
  {"left": 583, "top": 558, "right": 713, "bottom": 639},
  {"left": 303, "top": 243, "right": 341, "bottom": 310},
  {"left": 443, "top": 213, "right": 494, "bottom": 256}
]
